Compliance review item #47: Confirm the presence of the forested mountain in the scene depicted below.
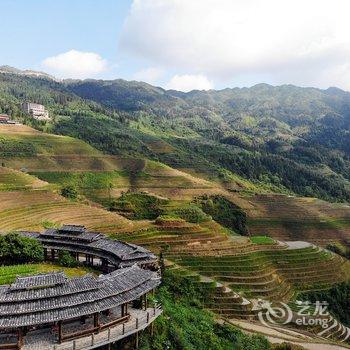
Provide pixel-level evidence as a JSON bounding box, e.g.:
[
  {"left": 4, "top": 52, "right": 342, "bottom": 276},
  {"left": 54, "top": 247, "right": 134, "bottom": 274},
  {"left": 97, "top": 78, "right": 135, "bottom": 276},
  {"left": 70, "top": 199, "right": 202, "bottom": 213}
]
[{"left": 0, "top": 69, "right": 349, "bottom": 202}]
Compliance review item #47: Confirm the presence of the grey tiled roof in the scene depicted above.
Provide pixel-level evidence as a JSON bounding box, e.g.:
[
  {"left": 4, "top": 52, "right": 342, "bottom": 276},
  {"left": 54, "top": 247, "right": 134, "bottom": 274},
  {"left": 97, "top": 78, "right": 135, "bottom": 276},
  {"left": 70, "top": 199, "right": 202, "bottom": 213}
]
[
  {"left": 19, "top": 225, "right": 157, "bottom": 267},
  {"left": 60, "top": 225, "right": 86, "bottom": 234},
  {"left": 0, "top": 275, "right": 100, "bottom": 303},
  {"left": 43, "top": 228, "right": 102, "bottom": 242},
  {"left": 0, "top": 265, "right": 160, "bottom": 329},
  {"left": 10, "top": 271, "right": 67, "bottom": 291}
]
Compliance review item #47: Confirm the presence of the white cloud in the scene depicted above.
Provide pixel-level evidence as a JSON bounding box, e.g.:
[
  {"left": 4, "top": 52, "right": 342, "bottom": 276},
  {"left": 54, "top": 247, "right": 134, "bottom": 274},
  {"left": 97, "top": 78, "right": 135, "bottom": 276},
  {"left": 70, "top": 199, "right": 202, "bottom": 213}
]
[
  {"left": 120, "top": 0, "right": 350, "bottom": 90},
  {"left": 165, "top": 74, "right": 213, "bottom": 92},
  {"left": 43, "top": 50, "right": 107, "bottom": 79},
  {"left": 133, "top": 67, "right": 164, "bottom": 84}
]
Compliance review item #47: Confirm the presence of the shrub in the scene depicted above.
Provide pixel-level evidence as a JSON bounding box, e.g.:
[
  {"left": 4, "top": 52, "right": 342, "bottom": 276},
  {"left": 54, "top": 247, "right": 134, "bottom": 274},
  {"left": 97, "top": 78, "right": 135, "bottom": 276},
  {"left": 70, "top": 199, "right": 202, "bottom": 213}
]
[
  {"left": 155, "top": 215, "right": 185, "bottom": 225},
  {"left": 58, "top": 250, "right": 78, "bottom": 267},
  {"left": 172, "top": 205, "right": 211, "bottom": 223},
  {"left": 0, "top": 233, "right": 44, "bottom": 265},
  {"left": 195, "top": 195, "right": 249, "bottom": 235},
  {"left": 110, "top": 192, "right": 167, "bottom": 220},
  {"left": 60, "top": 185, "right": 78, "bottom": 199}
]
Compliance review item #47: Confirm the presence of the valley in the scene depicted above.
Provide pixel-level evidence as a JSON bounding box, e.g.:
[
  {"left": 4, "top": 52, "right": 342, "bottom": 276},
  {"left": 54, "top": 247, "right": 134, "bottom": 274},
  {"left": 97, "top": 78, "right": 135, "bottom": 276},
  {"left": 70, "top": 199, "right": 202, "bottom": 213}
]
[
  {"left": 0, "top": 71, "right": 349, "bottom": 349},
  {"left": 0, "top": 122, "right": 349, "bottom": 348}
]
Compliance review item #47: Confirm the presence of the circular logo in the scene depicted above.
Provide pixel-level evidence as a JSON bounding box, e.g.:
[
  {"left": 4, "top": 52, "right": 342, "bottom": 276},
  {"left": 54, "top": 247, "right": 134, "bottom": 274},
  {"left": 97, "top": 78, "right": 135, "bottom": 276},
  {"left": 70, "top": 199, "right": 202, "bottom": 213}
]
[{"left": 258, "top": 301, "right": 293, "bottom": 327}]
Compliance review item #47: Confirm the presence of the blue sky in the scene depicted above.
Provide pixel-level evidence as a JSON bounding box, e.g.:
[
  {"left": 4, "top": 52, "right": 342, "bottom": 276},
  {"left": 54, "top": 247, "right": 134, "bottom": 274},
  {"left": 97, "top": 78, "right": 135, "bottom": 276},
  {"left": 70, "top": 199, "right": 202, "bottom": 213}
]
[
  {"left": 1, "top": 0, "right": 350, "bottom": 91},
  {"left": 0, "top": 0, "right": 136, "bottom": 79}
]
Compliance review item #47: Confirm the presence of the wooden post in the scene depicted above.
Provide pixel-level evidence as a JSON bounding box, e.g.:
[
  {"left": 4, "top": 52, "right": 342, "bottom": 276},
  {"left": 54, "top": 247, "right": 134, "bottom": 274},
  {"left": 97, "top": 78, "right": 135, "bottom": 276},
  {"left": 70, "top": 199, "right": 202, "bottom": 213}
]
[
  {"left": 17, "top": 328, "right": 23, "bottom": 349},
  {"left": 151, "top": 321, "right": 154, "bottom": 336},
  {"left": 136, "top": 318, "right": 139, "bottom": 329},
  {"left": 135, "top": 331, "right": 139, "bottom": 349},
  {"left": 94, "top": 312, "right": 100, "bottom": 330},
  {"left": 58, "top": 321, "right": 63, "bottom": 344},
  {"left": 51, "top": 249, "right": 55, "bottom": 260},
  {"left": 101, "top": 258, "right": 107, "bottom": 272}
]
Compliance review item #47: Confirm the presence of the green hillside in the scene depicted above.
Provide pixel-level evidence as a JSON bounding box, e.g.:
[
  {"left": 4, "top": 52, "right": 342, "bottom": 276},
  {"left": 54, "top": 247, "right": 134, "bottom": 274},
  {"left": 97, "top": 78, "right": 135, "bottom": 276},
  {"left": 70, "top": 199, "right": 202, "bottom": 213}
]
[
  {"left": 0, "top": 71, "right": 349, "bottom": 245},
  {"left": 0, "top": 82, "right": 349, "bottom": 347},
  {"left": 65, "top": 79, "right": 350, "bottom": 203},
  {"left": 1, "top": 71, "right": 350, "bottom": 203}
]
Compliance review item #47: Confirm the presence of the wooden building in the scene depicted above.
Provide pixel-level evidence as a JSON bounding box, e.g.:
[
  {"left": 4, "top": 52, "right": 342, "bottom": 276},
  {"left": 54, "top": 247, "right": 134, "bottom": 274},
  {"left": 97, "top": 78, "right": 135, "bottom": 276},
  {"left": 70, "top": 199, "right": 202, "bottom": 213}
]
[
  {"left": 0, "top": 225, "right": 162, "bottom": 349},
  {"left": 21, "top": 225, "right": 158, "bottom": 270}
]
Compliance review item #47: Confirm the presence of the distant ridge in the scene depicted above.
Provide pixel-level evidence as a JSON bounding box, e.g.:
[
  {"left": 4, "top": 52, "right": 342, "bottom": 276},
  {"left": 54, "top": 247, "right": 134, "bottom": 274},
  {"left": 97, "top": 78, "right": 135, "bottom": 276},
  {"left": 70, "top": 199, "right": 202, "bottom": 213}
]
[{"left": 0, "top": 65, "right": 57, "bottom": 81}]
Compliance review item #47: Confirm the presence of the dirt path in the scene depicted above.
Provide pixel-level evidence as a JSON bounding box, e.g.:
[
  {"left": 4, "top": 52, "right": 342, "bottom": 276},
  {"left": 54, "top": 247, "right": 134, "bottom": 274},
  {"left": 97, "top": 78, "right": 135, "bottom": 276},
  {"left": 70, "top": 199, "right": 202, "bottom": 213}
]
[{"left": 224, "top": 319, "right": 350, "bottom": 350}]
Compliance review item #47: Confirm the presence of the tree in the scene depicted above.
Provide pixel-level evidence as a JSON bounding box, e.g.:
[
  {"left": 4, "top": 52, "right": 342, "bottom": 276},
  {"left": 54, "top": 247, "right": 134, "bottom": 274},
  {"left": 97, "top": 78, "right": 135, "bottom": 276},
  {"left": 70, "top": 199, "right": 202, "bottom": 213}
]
[
  {"left": 58, "top": 250, "right": 78, "bottom": 267},
  {"left": 0, "top": 233, "right": 44, "bottom": 264},
  {"left": 60, "top": 185, "right": 78, "bottom": 199}
]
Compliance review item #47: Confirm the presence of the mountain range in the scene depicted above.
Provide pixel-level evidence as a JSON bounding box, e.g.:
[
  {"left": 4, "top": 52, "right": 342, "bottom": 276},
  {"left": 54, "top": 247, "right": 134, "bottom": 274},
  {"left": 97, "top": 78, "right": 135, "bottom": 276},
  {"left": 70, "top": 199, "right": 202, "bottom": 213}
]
[
  {"left": 0, "top": 67, "right": 349, "bottom": 202},
  {"left": 0, "top": 67, "right": 350, "bottom": 348}
]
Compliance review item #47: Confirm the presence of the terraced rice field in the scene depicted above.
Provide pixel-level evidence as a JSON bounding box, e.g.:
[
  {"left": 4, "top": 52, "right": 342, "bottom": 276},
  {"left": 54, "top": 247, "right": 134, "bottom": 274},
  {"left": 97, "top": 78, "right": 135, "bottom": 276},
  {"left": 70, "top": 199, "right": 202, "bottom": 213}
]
[
  {"left": 0, "top": 167, "right": 47, "bottom": 190},
  {"left": 0, "top": 124, "right": 140, "bottom": 172},
  {"left": 244, "top": 194, "right": 350, "bottom": 245},
  {"left": 0, "top": 125, "right": 217, "bottom": 207},
  {"left": 168, "top": 249, "right": 345, "bottom": 320},
  {"left": 168, "top": 246, "right": 344, "bottom": 297},
  {"left": 116, "top": 217, "right": 347, "bottom": 319},
  {"left": 0, "top": 190, "right": 137, "bottom": 233},
  {"left": 0, "top": 124, "right": 100, "bottom": 156},
  {"left": 31, "top": 160, "right": 214, "bottom": 204},
  {"left": 0, "top": 124, "right": 348, "bottom": 328},
  {"left": 124, "top": 218, "right": 350, "bottom": 345}
]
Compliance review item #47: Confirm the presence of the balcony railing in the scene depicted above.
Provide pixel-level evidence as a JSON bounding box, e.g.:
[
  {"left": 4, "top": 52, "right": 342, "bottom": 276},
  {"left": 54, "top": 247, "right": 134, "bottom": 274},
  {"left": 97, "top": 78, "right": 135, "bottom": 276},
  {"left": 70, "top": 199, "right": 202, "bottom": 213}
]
[{"left": 22, "top": 306, "right": 162, "bottom": 350}]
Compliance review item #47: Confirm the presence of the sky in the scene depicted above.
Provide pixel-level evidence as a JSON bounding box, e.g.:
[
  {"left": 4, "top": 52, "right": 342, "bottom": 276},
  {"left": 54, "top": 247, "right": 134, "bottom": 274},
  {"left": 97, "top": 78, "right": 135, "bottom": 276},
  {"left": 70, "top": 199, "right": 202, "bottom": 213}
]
[{"left": 1, "top": 0, "right": 350, "bottom": 92}]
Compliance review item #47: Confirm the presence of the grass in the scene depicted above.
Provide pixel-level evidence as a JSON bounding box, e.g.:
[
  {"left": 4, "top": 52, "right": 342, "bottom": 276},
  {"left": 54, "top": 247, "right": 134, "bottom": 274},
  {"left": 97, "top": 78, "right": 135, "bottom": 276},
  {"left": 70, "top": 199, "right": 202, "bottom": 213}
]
[
  {"left": 0, "top": 263, "right": 92, "bottom": 285},
  {"left": 250, "top": 235, "right": 276, "bottom": 245}
]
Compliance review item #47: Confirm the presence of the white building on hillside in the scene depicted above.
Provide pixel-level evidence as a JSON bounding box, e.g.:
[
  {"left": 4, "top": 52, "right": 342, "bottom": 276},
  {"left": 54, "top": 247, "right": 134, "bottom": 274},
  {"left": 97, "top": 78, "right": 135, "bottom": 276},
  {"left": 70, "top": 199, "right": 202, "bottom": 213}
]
[{"left": 22, "top": 102, "right": 50, "bottom": 120}]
